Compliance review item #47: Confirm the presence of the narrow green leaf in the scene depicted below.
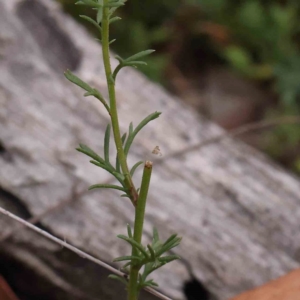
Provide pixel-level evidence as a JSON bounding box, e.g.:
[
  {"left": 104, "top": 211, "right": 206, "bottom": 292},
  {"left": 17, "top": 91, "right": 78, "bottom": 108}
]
[
  {"left": 109, "top": 39, "right": 116, "bottom": 45},
  {"left": 117, "top": 235, "right": 149, "bottom": 259},
  {"left": 129, "top": 122, "right": 133, "bottom": 135},
  {"left": 83, "top": 88, "right": 105, "bottom": 101},
  {"left": 108, "top": 274, "right": 128, "bottom": 285},
  {"left": 104, "top": 124, "right": 111, "bottom": 163},
  {"left": 76, "top": 144, "right": 105, "bottom": 163},
  {"left": 142, "top": 280, "right": 159, "bottom": 288},
  {"left": 80, "top": 15, "right": 101, "bottom": 31},
  {"left": 121, "top": 133, "right": 127, "bottom": 144},
  {"left": 163, "top": 234, "right": 178, "bottom": 247},
  {"left": 90, "top": 160, "right": 105, "bottom": 168},
  {"left": 120, "top": 194, "right": 130, "bottom": 198},
  {"left": 65, "top": 71, "right": 109, "bottom": 113},
  {"left": 83, "top": 91, "right": 94, "bottom": 97},
  {"left": 64, "top": 70, "right": 93, "bottom": 93},
  {"left": 156, "top": 237, "right": 182, "bottom": 256},
  {"left": 115, "top": 133, "right": 126, "bottom": 173},
  {"left": 109, "top": 17, "right": 121, "bottom": 24},
  {"left": 147, "top": 244, "right": 156, "bottom": 261},
  {"left": 75, "top": 0, "right": 101, "bottom": 7},
  {"left": 125, "top": 50, "right": 155, "bottom": 63},
  {"left": 89, "top": 184, "right": 126, "bottom": 192},
  {"left": 124, "top": 112, "right": 161, "bottom": 156},
  {"left": 127, "top": 224, "right": 132, "bottom": 238},
  {"left": 113, "top": 255, "right": 141, "bottom": 262},
  {"left": 115, "top": 55, "right": 124, "bottom": 63},
  {"left": 153, "top": 228, "right": 160, "bottom": 244},
  {"left": 116, "top": 156, "right": 120, "bottom": 173},
  {"left": 121, "top": 261, "right": 132, "bottom": 270},
  {"left": 90, "top": 160, "right": 124, "bottom": 184},
  {"left": 130, "top": 161, "right": 143, "bottom": 177},
  {"left": 158, "top": 255, "right": 180, "bottom": 264},
  {"left": 124, "top": 61, "right": 147, "bottom": 66},
  {"left": 105, "top": 1, "right": 125, "bottom": 7},
  {"left": 97, "top": 7, "right": 103, "bottom": 23}
]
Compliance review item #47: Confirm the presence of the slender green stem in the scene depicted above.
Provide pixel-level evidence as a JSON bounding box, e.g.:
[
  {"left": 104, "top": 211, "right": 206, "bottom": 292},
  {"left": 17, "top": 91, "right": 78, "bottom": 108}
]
[
  {"left": 101, "top": 3, "right": 138, "bottom": 205},
  {"left": 128, "top": 161, "right": 153, "bottom": 300}
]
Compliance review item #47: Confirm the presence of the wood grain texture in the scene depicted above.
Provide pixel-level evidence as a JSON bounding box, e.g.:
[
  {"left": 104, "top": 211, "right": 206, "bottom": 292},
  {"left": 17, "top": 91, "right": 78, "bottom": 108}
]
[{"left": 0, "top": 0, "right": 300, "bottom": 299}]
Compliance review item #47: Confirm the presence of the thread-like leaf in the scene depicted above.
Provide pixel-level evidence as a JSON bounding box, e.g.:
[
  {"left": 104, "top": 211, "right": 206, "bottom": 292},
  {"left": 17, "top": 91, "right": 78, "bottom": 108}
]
[
  {"left": 109, "top": 17, "right": 121, "bottom": 24},
  {"left": 80, "top": 15, "right": 102, "bottom": 31},
  {"left": 127, "top": 224, "right": 133, "bottom": 238},
  {"left": 115, "top": 55, "right": 124, "bottom": 63},
  {"left": 116, "top": 133, "right": 127, "bottom": 172},
  {"left": 129, "top": 122, "right": 133, "bottom": 135},
  {"left": 89, "top": 184, "right": 126, "bottom": 192},
  {"left": 65, "top": 70, "right": 109, "bottom": 113},
  {"left": 147, "top": 244, "right": 156, "bottom": 261},
  {"left": 90, "top": 160, "right": 125, "bottom": 184},
  {"left": 64, "top": 70, "right": 93, "bottom": 93},
  {"left": 121, "top": 133, "right": 127, "bottom": 144},
  {"left": 113, "top": 255, "right": 141, "bottom": 262},
  {"left": 124, "top": 112, "right": 161, "bottom": 156},
  {"left": 156, "top": 237, "right": 182, "bottom": 256},
  {"left": 97, "top": 7, "right": 103, "bottom": 23},
  {"left": 104, "top": 124, "right": 111, "bottom": 163},
  {"left": 142, "top": 280, "right": 159, "bottom": 288},
  {"left": 162, "top": 234, "right": 178, "bottom": 247},
  {"left": 121, "top": 261, "right": 132, "bottom": 270},
  {"left": 77, "top": 144, "right": 105, "bottom": 163},
  {"left": 124, "top": 61, "right": 147, "bottom": 66},
  {"left": 153, "top": 228, "right": 160, "bottom": 244},
  {"left": 120, "top": 194, "right": 130, "bottom": 198},
  {"left": 125, "top": 50, "right": 155, "bottom": 62},
  {"left": 130, "top": 161, "right": 143, "bottom": 177},
  {"left": 158, "top": 255, "right": 180, "bottom": 264},
  {"left": 108, "top": 274, "right": 128, "bottom": 285},
  {"left": 116, "top": 156, "right": 121, "bottom": 173},
  {"left": 75, "top": 0, "right": 101, "bottom": 7},
  {"left": 117, "top": 235, "right": 149, "bottom": 259},
  {"left": 105, "top": 1, "right": 125, "bottom": 8}
]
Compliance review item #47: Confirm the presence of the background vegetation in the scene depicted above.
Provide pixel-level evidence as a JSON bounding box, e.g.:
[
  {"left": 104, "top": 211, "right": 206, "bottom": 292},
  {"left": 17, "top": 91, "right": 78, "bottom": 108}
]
[{"left": 59, "top": 0, "right": 300, "bottom": 173}]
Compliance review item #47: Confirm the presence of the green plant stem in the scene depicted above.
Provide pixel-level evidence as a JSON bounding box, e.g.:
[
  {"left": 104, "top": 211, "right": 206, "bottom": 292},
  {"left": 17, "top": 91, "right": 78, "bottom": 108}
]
[
  {"left": 101, "top": 3, "right": 138, "bottom": 204},
  {"left": 128, "top": 161, "right": 153, "bottom": 300}
]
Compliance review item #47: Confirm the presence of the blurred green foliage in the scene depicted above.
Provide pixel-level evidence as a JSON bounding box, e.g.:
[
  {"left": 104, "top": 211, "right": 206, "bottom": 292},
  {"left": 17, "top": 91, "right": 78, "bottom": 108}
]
[
  {"left": 196, "top": 0, "right": 300, "bottom": 109},
  {"left": 59, "top": 0, "right": 300, "bottom": 107},
  {"left": 59, "top": 0, "right": 300, "bottom": 172}
]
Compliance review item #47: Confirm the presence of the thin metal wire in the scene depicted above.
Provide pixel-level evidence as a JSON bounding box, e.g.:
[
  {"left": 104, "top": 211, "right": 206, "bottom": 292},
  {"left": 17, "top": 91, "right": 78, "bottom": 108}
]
[{"left": 0, "top": 206, "right": 172, "bottom": 300}]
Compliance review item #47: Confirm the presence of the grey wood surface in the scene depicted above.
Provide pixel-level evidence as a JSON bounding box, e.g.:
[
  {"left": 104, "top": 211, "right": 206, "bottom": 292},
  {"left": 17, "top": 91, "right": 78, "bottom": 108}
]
[{"left": 0, "top": 0, "right": 300, "bottom": 299}]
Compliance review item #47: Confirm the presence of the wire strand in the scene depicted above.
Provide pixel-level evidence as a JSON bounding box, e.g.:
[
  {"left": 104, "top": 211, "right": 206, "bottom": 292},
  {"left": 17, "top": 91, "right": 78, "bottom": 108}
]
[{"left": 0, "top": 206, "right": 172, "bottom": 300}]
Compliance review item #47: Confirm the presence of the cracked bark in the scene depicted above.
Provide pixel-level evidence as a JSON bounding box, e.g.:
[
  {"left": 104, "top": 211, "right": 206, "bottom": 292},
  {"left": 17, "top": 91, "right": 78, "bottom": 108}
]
[{"left": 0, "top": 0, "right": 300, "bottom": 299}]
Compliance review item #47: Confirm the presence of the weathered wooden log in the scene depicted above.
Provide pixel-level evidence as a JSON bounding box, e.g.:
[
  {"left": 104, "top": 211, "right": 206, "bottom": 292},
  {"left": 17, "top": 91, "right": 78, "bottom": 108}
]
[{"left": 0, "top": 0, "right": 300, "bottom": 299}]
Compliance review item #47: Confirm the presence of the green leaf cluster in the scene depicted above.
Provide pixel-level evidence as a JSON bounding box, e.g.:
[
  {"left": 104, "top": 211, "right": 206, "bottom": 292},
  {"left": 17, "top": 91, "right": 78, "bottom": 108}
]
[
  {"left": 64, "top": 16, "right": 160, "bottom": 204},
  {"left": 76, "top": 112, "right": 160, "bottom": 203},
  {"left": 110, "top": 226, "right": 181, "bottom": 290},
  {"left": 64, "top": 1, "right": 181, "bottom": 297}
]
